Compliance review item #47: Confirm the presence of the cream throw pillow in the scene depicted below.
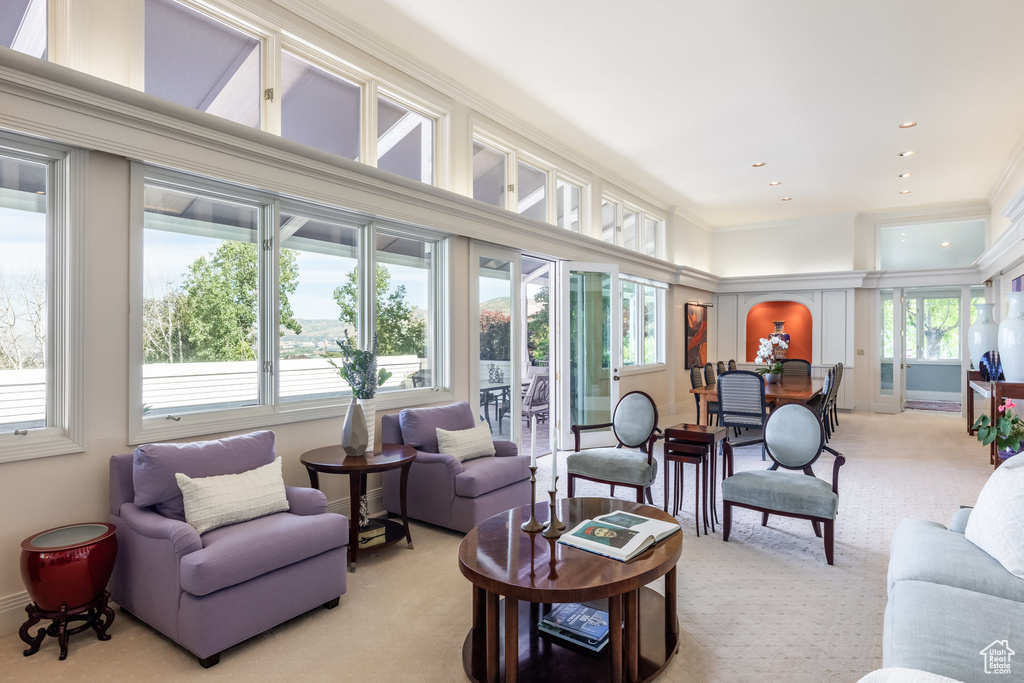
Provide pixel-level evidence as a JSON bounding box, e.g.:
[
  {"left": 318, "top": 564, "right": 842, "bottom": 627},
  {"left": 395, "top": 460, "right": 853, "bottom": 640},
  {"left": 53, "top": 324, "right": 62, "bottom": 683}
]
[
  {"left": 964, "top": 454, "right": 1024, "bottom": 579},
  {"left": 436, "top": 421, "right": 496, "bottom": 462},
  {"left": 175, "top": 457, "right": 289, "bottom": 535}
]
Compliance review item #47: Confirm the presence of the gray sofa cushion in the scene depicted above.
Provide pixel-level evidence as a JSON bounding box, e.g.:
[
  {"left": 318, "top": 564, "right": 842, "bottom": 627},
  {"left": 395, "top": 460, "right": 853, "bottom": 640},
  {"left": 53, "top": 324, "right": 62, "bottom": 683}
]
[
  {"left": 566, "top": 448, "right": 658, "bottom": 487},
  {"left": 888, "top": 518, "right": 1024, "bottom": 603},
  {"left": 179, "top": 511, "right": 348, "bottom": 597},
  {"left": 454, "top": 454, "right": 530, "bottom": 498},
  {"left": 884, "top": 580, "right": 1024, "bottom": 682},
  {"left": 721, "top": 470, "right": 838, "bottom": 519}
]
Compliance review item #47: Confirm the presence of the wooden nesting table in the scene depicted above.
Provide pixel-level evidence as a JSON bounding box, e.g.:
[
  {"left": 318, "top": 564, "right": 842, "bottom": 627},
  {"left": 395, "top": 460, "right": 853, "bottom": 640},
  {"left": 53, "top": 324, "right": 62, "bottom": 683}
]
[{"left": 458, "top": 497, "right": 682, "bottom": 683}]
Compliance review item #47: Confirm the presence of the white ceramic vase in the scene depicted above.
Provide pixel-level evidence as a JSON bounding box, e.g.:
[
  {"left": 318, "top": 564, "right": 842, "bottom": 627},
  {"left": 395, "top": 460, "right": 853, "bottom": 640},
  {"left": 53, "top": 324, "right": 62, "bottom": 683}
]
[
  {"left": 968, "top": 302, "right": 998, "bottom": 371},
  {"left": 357, "top": 397, "right": 376, "bottom": 454},
  {"left": 998, "top": 293, "right": 1024, "bottom": 382}
]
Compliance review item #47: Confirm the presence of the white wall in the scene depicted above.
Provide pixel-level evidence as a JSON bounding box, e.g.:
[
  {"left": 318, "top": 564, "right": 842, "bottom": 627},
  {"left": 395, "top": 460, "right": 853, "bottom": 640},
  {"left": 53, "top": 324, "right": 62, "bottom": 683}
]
[{"left": 711, "top": 213, "right": 856, "bottom": 278}]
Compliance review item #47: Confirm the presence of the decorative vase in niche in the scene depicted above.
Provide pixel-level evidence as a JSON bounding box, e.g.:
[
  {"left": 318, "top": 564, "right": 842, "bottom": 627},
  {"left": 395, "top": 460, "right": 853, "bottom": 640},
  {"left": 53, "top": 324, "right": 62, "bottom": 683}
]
[
  {"left": 764, "top": 372, "right": 780, "bottom": 384},
  {"left": 770, "top": 320, "right": 790, "bottom": 360},
  {"left": 341, "top": 398, "right": 368, "bottom": 457},
  {"left": 968, "top": 302, "right": 999, "bottom": 371},
  {"left": 999, "top": 292, "right": 1024, "bottom": 382},
  {"left": 357, "top": 397, "right": 376, "bottom": 455}
]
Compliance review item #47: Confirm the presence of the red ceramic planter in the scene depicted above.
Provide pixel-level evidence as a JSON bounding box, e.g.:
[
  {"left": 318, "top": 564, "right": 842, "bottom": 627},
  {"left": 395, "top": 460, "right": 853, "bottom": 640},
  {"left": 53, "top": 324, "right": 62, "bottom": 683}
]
[{"left": 20, "top": 523, "right": 117, "bottom": 613}]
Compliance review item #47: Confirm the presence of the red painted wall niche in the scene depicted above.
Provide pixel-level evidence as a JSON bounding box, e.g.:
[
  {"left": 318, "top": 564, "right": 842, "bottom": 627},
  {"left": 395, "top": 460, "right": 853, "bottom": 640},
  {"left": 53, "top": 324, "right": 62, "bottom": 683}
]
[{"left": 745, "top": 301, "right": 813, "bottom": 363}]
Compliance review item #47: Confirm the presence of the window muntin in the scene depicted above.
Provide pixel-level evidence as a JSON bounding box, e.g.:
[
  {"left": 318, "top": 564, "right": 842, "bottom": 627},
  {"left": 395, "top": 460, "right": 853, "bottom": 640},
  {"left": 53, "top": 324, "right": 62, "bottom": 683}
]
[
  {"left": 0, "top": 153, "right": 48, "bottom": 431},
  {"left": 472, "top": 141, "right": 507, "bottom": 208},
  {"left": 375, "top": 230, "right": 434, "bottom": 392},
  {"left": 377, "top": 95, "right": 434, "bottom": 184},
  {"left": 516, "top": 161, "right": 546, "bottom": 222},
  {"left": 280, "top": 51, "right": 361, "bottom": 160},
  {"left": 556, "top": 178, "right": 581, "bottom": 232},
  {"left": 145, "top": 0, "right": 262, "bottom": 128},
  {"left": 1, "top": 0, "right": 46, "bottom": 59},
  {"left": 278, "top": 212, "right": 359, "bottom": 403}
]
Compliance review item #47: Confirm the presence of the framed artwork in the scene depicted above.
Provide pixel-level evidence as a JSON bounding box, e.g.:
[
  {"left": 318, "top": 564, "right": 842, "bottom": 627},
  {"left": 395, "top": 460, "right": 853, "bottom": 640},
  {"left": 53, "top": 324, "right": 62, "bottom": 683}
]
[{"left": 685, "top": 303, "right": 707, "bottom": 369}]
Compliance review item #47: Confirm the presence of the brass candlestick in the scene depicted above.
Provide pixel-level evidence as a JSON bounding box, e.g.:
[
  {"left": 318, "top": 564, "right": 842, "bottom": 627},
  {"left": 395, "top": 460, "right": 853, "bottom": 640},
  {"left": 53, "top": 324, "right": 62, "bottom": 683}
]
[
  {"left": 542, "top": 477, "right": 565, "bottom": 538},
  {"left": 521, "top": 465, "right": 544, "bottom": 533}
]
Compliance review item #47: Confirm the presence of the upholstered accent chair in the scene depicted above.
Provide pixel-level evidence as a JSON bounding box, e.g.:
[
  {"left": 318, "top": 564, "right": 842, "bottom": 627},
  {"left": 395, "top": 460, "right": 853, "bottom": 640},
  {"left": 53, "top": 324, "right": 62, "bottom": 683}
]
[
  {"left": 381, "top": 402, "right": 531, "bottom": 533},
  {"left": 721, "top": 404, "right": 847, "bottom": 564},
  {"left": 567, "top": 391, "right": 660, "bottom": 503},
  {"left": 717, "top": 370, "right": 768, "bottom": 459},
  {"left": 781, "top": 358, "right": 812, "bottom": 376},
  {"left": 109, "top": 431, "right": 348, "bottom": 667}
]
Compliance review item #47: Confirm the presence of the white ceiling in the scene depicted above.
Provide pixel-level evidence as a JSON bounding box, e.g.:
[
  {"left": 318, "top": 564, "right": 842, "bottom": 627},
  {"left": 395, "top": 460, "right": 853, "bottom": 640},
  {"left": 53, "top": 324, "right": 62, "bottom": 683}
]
[{"left": 315, "top": 0, "right": 1024, "bottom": 228}]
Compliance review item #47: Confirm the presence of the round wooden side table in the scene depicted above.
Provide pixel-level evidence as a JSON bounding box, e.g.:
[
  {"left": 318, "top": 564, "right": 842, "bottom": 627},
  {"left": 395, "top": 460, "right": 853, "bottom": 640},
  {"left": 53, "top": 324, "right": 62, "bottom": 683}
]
[
  {"left": 19, "top": 522, "right": 117, "bottom": 660},
  {"left": 459, "top": 497, "right": 681, "bottom": 683},
  {"left": 300, "top": 443, "right": 416, "bottom": 572}
]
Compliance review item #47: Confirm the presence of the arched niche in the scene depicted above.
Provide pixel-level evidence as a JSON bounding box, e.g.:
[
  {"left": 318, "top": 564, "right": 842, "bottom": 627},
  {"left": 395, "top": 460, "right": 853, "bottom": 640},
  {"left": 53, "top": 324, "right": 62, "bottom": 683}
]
[{"left": 745, "top": 301, "right": 813, "bottom": 362}]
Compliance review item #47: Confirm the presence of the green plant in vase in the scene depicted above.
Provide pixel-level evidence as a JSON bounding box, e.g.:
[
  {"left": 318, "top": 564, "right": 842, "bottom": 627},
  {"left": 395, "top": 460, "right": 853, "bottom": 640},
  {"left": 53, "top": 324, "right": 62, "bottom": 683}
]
[
  {"left": 327, "top": 332, "right": 392, "bottom": 462},
  {"left": 974, "top": 398, "right": 1024, "bottom": 458}
]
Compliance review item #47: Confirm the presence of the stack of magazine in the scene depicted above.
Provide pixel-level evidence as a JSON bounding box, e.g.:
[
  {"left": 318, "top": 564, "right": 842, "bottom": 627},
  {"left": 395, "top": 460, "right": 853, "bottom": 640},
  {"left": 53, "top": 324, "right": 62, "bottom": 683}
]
[
  {"left": 538, "top": 603, "right": 610, "bottom": 654},
  {"left": 558, "top": 511, "right": 680, "bottom": 561}
]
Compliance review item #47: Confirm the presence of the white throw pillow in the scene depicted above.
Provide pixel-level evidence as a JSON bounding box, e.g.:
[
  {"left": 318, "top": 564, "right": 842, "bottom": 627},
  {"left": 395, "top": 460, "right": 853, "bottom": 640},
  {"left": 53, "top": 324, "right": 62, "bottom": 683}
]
[
  {"left": 175, "top": 457, "right": 289, "bottom": 535},
  {"left": 436, "top": 421, "right": 496, "bottom": 462},
  {"left": 964, "top": 456, "right": 1024, "bottom": 578}
]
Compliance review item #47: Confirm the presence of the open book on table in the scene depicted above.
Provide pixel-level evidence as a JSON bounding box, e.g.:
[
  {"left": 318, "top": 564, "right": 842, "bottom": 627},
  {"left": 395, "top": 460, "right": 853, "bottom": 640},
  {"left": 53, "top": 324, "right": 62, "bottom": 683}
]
[{"left": 558, "top": 510, "right": 680, "bottom": 562}]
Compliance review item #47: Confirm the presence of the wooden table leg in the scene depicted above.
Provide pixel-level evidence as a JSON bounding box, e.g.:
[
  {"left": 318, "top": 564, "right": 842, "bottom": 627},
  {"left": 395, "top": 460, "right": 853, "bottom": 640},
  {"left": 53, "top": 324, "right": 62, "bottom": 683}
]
[
  {"left": 663, "top": 455, "right": 670, "bottom": 512},
  {"left": 625, "top": 589, "right": 639, "bottom": 683},
  {"left": 347, "top": 469, "right": 361, "bottom": 572},
  {"left": 698, "top": 395, "right": 707, "bottom": 426},
  {"left": 486, "top": 591, "right": 499, "bottom": 683},
  {"left": 504, "top": 598, "right": 518, "bottom": 683},
  {"left": 701, "top": 449, "right": 709, "bottom": 534},
  {"left": 608, "top": 593, "right": 623, "bottom": 683},
  {"left": 473, "top": 585, "right": 486, "bottom": 657},
  {"left": 399, "top": 461, "right": 414, "bottom": 548},
  {"left": 304, "top": 466, "right": 320, "bottom": 490},
  {"left": 665, "top": 567, "right": 678, "bottom": 652}
]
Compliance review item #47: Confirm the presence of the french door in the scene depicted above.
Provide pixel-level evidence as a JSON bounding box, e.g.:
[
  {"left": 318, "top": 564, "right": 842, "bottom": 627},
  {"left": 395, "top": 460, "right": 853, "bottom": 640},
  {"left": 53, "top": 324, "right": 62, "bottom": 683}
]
[{"left": 557, "top": 262, "right": 620, "bottom": 449}]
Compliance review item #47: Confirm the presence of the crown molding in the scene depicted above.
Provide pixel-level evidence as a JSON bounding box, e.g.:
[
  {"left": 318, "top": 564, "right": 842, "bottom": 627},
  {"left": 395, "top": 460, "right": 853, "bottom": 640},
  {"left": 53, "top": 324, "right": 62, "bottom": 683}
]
[
  {"left": 989, "top": 128, "right": 1024, "bottom": 204},
  {"left": 715, "top": 270, "right": 869, "bottom": 293},
  {"left": 712, "top": 212, "right": 857, "bottom": 234},
  {"left": 860, "top": 267, "right": 981, "bottom": 289},
  {"left": 862, "top": 201, "right": 991, "bottom": 226},
  {"left": 977, "top": 218, "right": 1024, "bottom": 280},
  {"left": 675, "top": 266, "right": 719, "bottom": 290}
]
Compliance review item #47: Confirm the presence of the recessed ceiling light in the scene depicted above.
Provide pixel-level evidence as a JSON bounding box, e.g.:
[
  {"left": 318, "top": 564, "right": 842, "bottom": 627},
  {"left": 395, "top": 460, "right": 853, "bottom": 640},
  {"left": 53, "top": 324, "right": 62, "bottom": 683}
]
[
  {"left": 752, "top": 162, "right": 766, "bottom": 168},
  {"left": 768, "top": 181, "right": 781, "bottom": 186},
  {"left": 899, "top": 190, "right": 912, "bottom": 194},
  {"left": 899, "top": 150, "right": 915, "bottom": 157},
  {"left": 940, "top": 241, "right": 951, "bottom": 247},
  {"left": 781, "top": 197, "right": 793, "bottom": 201},
  {"left": 899, "top": 121, "right": 918, "bottom": 129},
  {"left": 899, "top": 173, "right": 912, "bottom": 178}
]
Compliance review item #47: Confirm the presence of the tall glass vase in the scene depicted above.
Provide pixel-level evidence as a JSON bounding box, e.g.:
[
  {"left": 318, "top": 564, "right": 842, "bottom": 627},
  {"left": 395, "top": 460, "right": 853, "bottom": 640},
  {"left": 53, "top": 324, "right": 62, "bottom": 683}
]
[{"left": 998, "top": 293, "right": 1024, "bottom": 382}]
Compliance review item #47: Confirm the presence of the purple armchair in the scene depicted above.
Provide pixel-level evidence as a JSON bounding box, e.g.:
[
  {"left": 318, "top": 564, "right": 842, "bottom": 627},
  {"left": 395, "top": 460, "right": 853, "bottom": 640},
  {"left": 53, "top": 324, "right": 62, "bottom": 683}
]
[
  {"left": 108, "top": 431, "right": 348, "bottom": 667},
  {"left": 382, "top": 402, "right": 531, "bottom": 532}
]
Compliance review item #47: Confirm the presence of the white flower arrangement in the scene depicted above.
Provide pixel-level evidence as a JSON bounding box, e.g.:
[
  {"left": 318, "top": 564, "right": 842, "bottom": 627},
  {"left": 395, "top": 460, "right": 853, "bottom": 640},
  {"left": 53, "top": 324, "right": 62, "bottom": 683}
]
[{"left": 754, "top": 336, "right": 789, "bottom": 375}]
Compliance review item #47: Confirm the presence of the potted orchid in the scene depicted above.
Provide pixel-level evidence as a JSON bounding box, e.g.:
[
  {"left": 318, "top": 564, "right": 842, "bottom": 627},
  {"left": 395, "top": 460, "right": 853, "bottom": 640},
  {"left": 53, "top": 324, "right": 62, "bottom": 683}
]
[
  {"left": 754, "top": 336, "right": 788, "bottom": 383},
  {"left": 973, "top": 398, "right": 1024, "bottom": 460}
]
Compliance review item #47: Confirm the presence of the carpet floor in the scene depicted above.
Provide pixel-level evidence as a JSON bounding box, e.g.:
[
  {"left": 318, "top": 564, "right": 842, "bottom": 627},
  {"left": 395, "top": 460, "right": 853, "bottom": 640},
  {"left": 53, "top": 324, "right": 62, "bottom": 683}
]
[{"left": 0, "top": 410, "right": 993, "bottom": 682}]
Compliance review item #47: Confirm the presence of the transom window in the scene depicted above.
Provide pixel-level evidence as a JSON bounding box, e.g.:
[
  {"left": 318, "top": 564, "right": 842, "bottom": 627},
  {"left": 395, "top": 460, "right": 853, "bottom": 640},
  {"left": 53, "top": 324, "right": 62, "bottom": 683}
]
[
  {"left": 280, "top": 51, "right": 361, "bottom": 160},
  {"left": 602, "top": 195, "right": 663, "bottom": 257}
]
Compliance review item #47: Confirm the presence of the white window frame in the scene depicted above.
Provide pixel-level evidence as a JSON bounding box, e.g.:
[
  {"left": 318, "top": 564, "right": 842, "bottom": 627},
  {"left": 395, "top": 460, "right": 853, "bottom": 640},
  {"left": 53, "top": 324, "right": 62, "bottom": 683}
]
[
  {"left": 601, "top": 193, "right": 662, "bottom": 258},
  {"left": 372, "top": 85, "right": 447, "bottom": 189},
  {"left": 0, "top": 132, "right": 86, "bottom": 463},
  {"left": 129, "top": 163, "right": 450, "bottom": 443},
  {"left": 471, "top": 131, "right": 514, "bottom": 211},
  {"left": 619, "top": 275, "right": 667, "bottom": 372},
  {"left": 555, "top": 172, "right": 587, "bottom": 233}
]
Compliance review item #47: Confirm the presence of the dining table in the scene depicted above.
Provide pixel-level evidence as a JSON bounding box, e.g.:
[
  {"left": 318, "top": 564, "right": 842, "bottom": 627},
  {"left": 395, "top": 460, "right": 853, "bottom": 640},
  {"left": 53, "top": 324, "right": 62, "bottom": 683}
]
[{"left": 689, "top": 375, "right": 824, "bottom": 425}]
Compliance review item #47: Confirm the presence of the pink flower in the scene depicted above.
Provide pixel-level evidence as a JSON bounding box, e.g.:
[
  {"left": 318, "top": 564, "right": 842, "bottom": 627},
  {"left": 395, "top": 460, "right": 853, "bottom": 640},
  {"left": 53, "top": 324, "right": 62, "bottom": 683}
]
[
  {"left": 1007, "top": 400, "right": 1018, "bottom": 409},
  {"left": 1000, "top": 405, "right": 1006, "bottom": 413}
]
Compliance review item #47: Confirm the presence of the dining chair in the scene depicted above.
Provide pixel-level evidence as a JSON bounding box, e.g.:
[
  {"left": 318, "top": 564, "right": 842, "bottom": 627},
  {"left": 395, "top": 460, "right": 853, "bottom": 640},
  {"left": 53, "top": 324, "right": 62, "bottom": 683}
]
[
  {"left": 721, "top": 403, "right": 847, "bottom": 564},
  {"left": 806, "top": 367, "right": 833, "bottom": 436},
  {"left": 704, "top": 362, "right": 716, "bottom": 388},
  {"left": 830, "top": 363, "right": 844, "bottom": 429},
  {"left": 690, "top": 364, "right": 719, "bottom": 425},
  {"left": 716, "top": 370, "right": 768, "bottom": 460},
  {"left": 781, "top": 358, "right": 812, "bottom": 376},
  {"left": 717, "top": 360, "right": 727, "bottom": 375},
  {"left": 728, "top": 359, "right": 737, "bottom": 371},
  {"left": 567, "top": 391, "right": 659, "bottom": 503}
]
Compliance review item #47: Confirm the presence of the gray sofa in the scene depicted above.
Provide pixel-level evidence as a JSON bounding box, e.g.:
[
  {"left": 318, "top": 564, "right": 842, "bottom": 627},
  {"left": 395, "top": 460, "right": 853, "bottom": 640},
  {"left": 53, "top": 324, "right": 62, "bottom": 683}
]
[{"left": 884, "top": 508, "right": 1024, "bottom": 682}]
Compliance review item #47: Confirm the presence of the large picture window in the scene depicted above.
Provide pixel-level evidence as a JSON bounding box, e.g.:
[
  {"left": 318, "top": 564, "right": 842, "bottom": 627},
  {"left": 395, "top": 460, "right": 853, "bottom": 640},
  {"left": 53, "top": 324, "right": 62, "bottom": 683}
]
[
  {"left": 0, "top": 134, "right": 84, "bottom": 462},
  {"left": 134, "top": 167, "right": 444, "bottom": 441},
  {"left": 620, "top": 277, "right": 665, "bottom": 368}
]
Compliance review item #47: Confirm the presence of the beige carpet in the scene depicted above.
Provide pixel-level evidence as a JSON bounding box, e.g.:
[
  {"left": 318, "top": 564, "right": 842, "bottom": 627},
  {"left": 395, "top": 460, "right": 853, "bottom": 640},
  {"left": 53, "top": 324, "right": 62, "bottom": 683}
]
[{"left": 1, "top": 410, "right": 993, "bottom": 682}]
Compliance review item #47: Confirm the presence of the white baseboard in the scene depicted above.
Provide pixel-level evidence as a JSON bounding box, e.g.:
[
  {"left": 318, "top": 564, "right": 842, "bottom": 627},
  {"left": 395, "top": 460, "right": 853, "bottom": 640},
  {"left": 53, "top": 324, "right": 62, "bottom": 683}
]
[
  {"left": 326, "top": 485, "right": 385, "bottom": 518},
  {"left": 0, "top": 590, "right": 30, "bottom": 638},
  {"left": 905, "top": 391, "right": 961, "bottom": 402}
]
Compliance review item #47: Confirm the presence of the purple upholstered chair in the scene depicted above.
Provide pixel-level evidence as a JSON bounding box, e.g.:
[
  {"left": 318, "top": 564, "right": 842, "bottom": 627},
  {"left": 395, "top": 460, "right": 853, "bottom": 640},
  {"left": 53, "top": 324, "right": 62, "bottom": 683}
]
[
  {"left": 382, "top": 402, "right": 532, "bottom": 532},
  {"left": 109, "top": 431, "right": 348, "bottom": 667}
]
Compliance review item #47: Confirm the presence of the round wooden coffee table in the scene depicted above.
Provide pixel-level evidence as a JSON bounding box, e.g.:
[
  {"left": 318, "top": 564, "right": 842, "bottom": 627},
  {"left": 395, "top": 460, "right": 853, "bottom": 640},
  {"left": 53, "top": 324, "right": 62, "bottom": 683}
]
[
  {"left": 300, "top": 443, "right": 415, "bottom": 572},
  {"left": 459, "top": 497, "right": 682, "bottom": 683}
]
